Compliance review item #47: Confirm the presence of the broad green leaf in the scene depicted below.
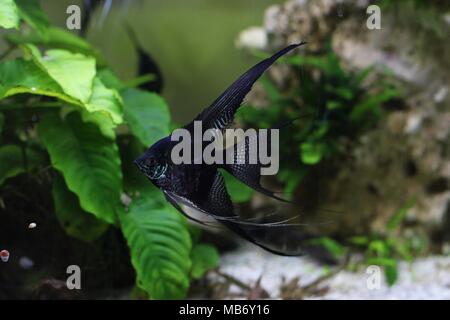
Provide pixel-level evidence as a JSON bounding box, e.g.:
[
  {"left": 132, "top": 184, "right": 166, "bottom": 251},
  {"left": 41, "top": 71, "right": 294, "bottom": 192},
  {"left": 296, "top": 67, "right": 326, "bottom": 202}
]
[
  {"left": 0, "top": 59, "right": 122, "bottom": 129},
  {"left": 119, "top": 195, "right": 192, "bottom": 299},
  {"left": 24, "top": 45, "right": 96, "bottom": 103},
  {"left": 80, "top": 109, "right": 116, "bottom": 140},
  {"left": 52, "top": 175, "right": 109, "bottom": 241},
  {"left": 97, "top": 69, "right": 126, "bottom": 92},
  {"left": 0, "top": 0, "right": 20, "bottom": 29},
  {"left": 0, "top": 144, "right": 46, "bottom": 186},
  {"left": 0, "top": 58, "right": 79, "bottom": 104},
  {"left": 221, "top": 169, "right": 253, "bottom": 203},
  {"left": 85, "top": 77, "right": 123, "bottom": 125},
  {"left": 38, "top": 112, "right": 122, "bottom": 224},
  {"left": 15, "top": 0, "right": 49, "bottom": 33},
  {"left": 7, "top": 27, "right": 102, "bottom": 61},
  {"left": 190, "top": 244, "right": 219, "bottom": 279},
  {"left": 122, "top": 88, "right": 170, "bottom": 147}
]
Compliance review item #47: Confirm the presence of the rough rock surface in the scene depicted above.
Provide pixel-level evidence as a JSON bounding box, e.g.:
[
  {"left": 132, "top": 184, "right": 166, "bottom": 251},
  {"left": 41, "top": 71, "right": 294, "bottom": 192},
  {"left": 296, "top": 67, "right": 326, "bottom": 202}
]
[{"left": 237, "top": 0, "right": 450, "bottom": 237}]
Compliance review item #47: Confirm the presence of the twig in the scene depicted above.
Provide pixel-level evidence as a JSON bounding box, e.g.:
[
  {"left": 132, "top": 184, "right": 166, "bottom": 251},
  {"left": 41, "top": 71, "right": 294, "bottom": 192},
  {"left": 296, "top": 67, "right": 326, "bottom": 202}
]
[
  {"left": 214, "top": 269, "right": 252, "bottom": 291},
  {"left": 302, "top": 253, "right": 351, "bottom": 295}
]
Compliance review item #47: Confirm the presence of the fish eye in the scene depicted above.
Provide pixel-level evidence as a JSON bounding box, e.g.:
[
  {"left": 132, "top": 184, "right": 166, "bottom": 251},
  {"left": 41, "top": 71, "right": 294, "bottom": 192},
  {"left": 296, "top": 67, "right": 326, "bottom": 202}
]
[{"left": 146, "top": 158, "right": 157, "bottom": 166}]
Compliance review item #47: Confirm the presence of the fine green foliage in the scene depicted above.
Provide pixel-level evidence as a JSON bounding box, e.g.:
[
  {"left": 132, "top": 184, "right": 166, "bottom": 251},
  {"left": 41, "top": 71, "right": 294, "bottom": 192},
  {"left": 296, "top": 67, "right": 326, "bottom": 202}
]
[
  {"left": 239, "top": 46, "right": 398, "bottom": 196},
  {"left": 0, "top": 0, "right": 218, "bottom": 299},
  {"left": 349, "top": 199, "right": 427, "bottom": 286}
]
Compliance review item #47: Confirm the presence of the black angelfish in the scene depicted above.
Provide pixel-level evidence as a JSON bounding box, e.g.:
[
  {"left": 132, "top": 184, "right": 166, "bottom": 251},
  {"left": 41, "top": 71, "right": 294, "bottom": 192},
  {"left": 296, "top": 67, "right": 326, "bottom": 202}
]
[{"left": 135, "top": 43, "right": 307, "bottom": 256}]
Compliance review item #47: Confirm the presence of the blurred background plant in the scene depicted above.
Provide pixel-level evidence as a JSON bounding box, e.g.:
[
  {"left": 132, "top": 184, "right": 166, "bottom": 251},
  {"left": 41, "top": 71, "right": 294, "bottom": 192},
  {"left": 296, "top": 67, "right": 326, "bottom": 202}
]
[{"left": 237, "top": 45, "right": 398, "bottom": 196}]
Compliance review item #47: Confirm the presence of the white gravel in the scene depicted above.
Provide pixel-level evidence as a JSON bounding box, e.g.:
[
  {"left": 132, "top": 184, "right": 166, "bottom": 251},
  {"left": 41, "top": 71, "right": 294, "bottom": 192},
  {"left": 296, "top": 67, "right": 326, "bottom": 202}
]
[{"left": 211, "top": 244, "right": 450, "bottom": 299}]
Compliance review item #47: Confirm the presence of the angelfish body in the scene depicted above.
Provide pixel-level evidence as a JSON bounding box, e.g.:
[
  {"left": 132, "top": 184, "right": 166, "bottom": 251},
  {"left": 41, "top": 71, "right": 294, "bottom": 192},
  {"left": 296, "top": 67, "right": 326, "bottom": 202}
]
[{"left": 135, "top": 43, "right": 306, "bottom": 256}]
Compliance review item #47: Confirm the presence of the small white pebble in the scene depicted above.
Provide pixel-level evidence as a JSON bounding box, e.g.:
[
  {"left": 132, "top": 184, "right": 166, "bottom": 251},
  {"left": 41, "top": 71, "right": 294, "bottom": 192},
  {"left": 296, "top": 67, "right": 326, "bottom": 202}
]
[
  {"left": 120, "top": 193, "right": 132, "bottom": 207},
  {"left": 19, "top": 256, "right": 34, "bottom": 270},
  {"left": 28, "top": 222, "right": 37, "bottom": 229}
]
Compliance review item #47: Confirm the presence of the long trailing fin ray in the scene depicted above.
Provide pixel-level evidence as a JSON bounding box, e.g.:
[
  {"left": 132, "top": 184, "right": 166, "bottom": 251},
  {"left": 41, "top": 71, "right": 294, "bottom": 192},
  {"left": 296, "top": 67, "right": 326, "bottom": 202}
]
[
  {"left": 200, "top": 172, "right": 304, "bottom": 256},
  {"left": 191, "top": 43, "right": 306, "bottom": 131}
]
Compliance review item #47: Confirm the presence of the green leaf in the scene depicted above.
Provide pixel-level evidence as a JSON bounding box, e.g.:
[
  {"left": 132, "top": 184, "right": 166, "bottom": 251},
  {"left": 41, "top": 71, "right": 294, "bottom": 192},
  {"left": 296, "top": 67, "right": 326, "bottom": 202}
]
[
  {"left": 387, "top": 198, "right": 415, "bottom": 231},
  {"left": 119, "top": 195, "right": 192, "bottom": 299},
  {"left": 0, "top": 144, "right": 45, "bottom": 186},
  {"left": 7, "top": 27, "right": 102, "bottom": 60},
  {"left": 0, "top": 58, "right": 78, "bottom": 104},
  {"left": 38, "top": 111, "right": 122, "bottom": 224},
  {"left": 85, "top": 77, "right": 123, "bottom": 125},
  {"left": 366, "top": 257, "right": 398, "bottom": 286},
  {"left": 221, "top": 169, "right": 253, "bottom": 203},
  {"left": 0, "top": 59, "right": 122, "bottom": 129},
  {"left": 79, "top": 108, "right": 116, "bottom": 140},
  {"left": 366, "top": 257, "right": 397, "bottom": 268},
  {"left": 384, "top": 263, "right": 398, "bottom": 286},
  {"left": 97, "top": 69, "right": 126, "bottom": 92},
  {"left": 0, "top": 0, "right": 20, "bottom": 29},
  {"left": 122, "top": 88, "right": 170, "bottom": 147},
  {"left": 300, "top": 142, "right": 323, "bottom": 165},
  {"left": 15, "top": 0, "right": 49, "bottom": 33},
  {"left": 368, "top": 240, "right": 390, "bottom": 257},
  {"left": 190, "top": 244, "right": 219, "bottom": 279},
  {"left": 24, "top": 45, "right": 96, "bottom": 103},
  {"left": 348, "top": 236, "right": 370, "bottom": 246},
  {"left": 52, "top": 175, "right": 109, "bottom": 242},
  {"left": 305, "top": 237, "right": 345, "bottom": 258}
]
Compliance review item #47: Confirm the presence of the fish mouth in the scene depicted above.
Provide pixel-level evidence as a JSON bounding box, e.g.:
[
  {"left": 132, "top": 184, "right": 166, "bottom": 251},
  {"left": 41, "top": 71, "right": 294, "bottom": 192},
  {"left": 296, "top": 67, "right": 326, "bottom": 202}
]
[{"left": 133, "top": 158, "right": 144, "bottom": 172}]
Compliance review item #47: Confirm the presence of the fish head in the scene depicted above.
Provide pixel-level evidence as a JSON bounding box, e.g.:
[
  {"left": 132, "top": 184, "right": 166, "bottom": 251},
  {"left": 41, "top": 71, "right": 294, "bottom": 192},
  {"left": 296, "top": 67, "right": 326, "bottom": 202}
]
[{"left": 134, "top": 137, "right": 170, "bottom": 180}]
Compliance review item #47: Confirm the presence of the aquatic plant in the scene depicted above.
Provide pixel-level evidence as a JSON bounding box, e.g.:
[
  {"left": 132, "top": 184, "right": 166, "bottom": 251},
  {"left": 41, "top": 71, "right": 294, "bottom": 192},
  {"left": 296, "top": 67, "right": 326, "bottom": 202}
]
[{"left": 0, "top": 0, "right": 218, "bottom": 299}]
